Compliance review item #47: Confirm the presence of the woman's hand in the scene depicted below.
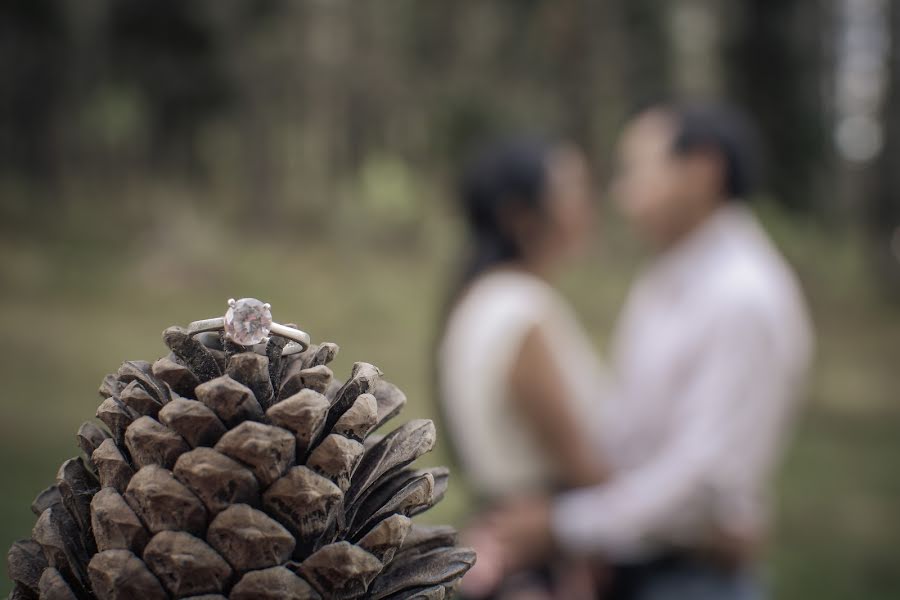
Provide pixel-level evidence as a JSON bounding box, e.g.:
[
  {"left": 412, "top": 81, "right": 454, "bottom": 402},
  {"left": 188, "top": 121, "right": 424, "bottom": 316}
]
[
  {"left": 458, "top": 497, "right": 555, "bottom": 597},
  {"left": 483, "top": 495, "right": 556, "bottom": 573},
  {"left": 699, "top": 525, "right": 764, "bottom": 570},
  {"left": 458, "top": 519, "right": 507, "bottom": 598}
]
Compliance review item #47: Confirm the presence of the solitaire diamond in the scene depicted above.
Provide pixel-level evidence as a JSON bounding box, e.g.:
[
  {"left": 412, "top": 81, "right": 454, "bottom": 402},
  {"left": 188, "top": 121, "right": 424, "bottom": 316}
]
[{"left": 224, "top": 298, "right": 273, "bottom": 345}]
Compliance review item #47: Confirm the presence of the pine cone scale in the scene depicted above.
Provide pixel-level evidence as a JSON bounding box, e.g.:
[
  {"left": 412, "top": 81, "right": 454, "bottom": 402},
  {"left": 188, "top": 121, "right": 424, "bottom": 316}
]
[{"left": 8, "top": 316, "right": 474, "bottom": 599}]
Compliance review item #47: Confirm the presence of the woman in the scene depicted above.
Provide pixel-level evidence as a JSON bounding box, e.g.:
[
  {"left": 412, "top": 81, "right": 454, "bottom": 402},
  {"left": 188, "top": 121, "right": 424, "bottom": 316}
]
[{"left": 437, "top": 137, "right": 609, "bottom": 599}]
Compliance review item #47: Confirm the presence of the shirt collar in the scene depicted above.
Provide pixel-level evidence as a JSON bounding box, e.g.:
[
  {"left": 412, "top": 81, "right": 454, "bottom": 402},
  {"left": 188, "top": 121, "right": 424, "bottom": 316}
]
[{"left": 647, "top": 204, "right": 754, "bottom": 290}]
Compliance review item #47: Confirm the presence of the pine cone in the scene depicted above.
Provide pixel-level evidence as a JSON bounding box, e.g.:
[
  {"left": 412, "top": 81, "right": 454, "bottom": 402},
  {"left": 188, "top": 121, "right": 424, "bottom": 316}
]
[{"left": 7, "top": 320, "right": 475, "bottom": 599}]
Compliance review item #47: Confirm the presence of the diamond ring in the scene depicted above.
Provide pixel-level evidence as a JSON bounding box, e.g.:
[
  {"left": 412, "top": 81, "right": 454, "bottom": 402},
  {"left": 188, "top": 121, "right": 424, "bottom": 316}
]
[{"left": 188, "top": 298, "right": 310, "bottom": 355}]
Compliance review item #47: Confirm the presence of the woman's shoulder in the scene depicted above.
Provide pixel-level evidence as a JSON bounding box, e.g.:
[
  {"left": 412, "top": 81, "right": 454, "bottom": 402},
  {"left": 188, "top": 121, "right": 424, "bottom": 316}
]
[
  {"left": 443, "top": 270, "right": 560, "bottom": 352},
  {"left": 467, "top": 268, "right": 560, "bottom": 306}
]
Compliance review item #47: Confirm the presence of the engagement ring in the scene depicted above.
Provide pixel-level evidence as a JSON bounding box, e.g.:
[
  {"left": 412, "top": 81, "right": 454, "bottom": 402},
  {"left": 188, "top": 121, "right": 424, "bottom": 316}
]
[{"left": 188, "top": 298, "right": 310, "bottom": 355}]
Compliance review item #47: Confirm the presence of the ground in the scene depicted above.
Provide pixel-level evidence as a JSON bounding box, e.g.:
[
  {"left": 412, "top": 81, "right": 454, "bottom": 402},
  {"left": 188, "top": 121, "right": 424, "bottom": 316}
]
[{"left": 1, "top": 205, "right": 897, "bottom": 599}]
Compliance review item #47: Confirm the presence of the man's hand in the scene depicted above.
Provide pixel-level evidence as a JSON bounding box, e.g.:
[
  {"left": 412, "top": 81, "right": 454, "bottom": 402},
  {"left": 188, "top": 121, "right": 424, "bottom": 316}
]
[
  {"left": 484, "top": 495, "right": 556, "bottom": 572},
  {"left": 701, "top": 526, "right": 763, "bottom": 570}
]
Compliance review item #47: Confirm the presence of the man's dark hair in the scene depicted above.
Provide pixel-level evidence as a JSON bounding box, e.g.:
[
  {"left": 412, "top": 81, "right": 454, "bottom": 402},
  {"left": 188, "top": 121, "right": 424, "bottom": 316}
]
[{"left": 668, "top": 103, "right": 762, "bottom": 201}]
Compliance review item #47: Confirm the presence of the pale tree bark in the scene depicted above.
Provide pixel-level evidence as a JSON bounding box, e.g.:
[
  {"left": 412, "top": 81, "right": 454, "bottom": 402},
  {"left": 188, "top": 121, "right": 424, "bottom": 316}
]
[{"left": 868, "top": 0, "right": 900, "bottom": 297}]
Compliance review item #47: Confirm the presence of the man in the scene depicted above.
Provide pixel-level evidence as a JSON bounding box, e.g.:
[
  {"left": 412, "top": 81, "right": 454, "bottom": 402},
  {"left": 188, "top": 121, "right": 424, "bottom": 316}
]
[{"left": 487, "top": 104, "right": 814, "bottom": 599}]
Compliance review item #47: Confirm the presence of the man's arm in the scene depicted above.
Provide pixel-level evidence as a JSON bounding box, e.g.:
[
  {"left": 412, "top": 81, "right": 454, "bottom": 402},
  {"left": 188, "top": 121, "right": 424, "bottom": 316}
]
[{"left": 552, "top": 303, "right": 777, "bottom": 558}]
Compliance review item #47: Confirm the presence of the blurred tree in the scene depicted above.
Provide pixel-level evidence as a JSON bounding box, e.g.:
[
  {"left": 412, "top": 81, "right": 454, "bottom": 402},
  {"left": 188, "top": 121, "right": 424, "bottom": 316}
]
[
  {"left": 723, "top": 0, "right": 829, "bottom": 210},
  {"left": 869, "top": 0, "right": 900, "bottom": 298},
  {"left": 615, "top": 0, "right": 671, "bottom": 107},
  {"left": 0, "top": 0, "right": 68, "bottom": 181},
  {"left": 105, "top": 0, "right": 233, "bottom": 170},
  {"left": 0, "top": 0, "right": 852, "bottom": 227}
]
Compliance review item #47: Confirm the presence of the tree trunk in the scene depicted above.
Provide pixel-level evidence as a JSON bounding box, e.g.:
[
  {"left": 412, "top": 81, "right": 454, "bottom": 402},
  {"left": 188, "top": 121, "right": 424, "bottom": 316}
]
[{"left": 868, "top": 1, "right": 900, "bottom": 298}]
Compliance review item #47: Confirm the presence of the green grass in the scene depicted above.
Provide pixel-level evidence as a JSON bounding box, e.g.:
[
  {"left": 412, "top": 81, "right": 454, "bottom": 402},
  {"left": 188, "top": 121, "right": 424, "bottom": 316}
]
[{"left": 1, "top": 204, "right": 898, "bottom": 598}]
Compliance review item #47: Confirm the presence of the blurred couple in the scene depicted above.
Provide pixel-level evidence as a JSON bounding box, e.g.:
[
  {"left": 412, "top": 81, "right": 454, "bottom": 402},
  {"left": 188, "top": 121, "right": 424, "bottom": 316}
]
[{"left": 437, "top": 103, "right": 814, "bottom": 600}]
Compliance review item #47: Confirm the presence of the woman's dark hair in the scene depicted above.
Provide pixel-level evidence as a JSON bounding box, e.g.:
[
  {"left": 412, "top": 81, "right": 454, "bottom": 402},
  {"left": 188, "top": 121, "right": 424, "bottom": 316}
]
[
  {"left": 667, "top": 103, "right": 762, "bottom": 200},
  {"left": 453, "top": 136, "right": 557, "bottom": 297},
  {"left": 434, "top": 136, "right": 558, "bottom": 488}
]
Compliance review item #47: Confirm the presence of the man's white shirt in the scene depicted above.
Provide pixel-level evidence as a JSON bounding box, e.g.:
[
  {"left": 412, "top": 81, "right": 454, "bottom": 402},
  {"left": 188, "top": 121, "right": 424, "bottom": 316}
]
[{"left": 553, "top": 204, "right": 814, "bottom": 560}]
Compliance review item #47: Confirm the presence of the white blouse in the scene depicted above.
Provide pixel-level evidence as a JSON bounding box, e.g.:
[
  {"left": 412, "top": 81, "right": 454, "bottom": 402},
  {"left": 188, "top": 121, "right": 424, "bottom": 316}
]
[{"left": 438, "top": 269, "right": 606, "bottom": 500}]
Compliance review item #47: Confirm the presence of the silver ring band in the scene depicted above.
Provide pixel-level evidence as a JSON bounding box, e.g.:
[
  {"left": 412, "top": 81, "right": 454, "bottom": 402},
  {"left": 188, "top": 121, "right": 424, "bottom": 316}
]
[
  {"left": 192, "top": 331, "right": 305, "bottom": 356},
  {"left": 188, "top": 301, "right": 310, "bottom": 355},
  {"left": 187, "top": 318, "right": 227, "bottom": 335},
  {"left": 187, "top": 318, "right": 311, "bottom": 354},
  {"left": 281, "top": 341, "right": 306, "bottom": 356}
]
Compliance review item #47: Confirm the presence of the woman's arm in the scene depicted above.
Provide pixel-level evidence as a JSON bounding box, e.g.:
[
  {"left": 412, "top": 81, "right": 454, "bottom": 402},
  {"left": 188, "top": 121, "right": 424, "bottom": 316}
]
[{"left": 509, "top": 324, "right": 609, "bottom": 488}]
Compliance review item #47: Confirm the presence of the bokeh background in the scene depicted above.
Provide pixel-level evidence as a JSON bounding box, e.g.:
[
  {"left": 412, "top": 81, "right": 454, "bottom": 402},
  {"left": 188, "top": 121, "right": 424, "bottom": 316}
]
[{"left": 1, "top": 1, "right": 899, "bottom": 598}]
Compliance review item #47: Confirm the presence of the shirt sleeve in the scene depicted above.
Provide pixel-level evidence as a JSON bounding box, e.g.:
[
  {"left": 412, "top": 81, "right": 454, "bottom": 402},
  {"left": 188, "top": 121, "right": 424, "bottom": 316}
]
[{"left": 552, "top": 303, "right": 778, "bottom": 559}]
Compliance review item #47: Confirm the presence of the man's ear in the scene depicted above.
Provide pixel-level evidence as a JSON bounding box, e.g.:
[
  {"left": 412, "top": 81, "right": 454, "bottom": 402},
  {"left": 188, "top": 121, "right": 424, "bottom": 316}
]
[
  {"left": 498, "top": 201, "right": 543, "bottom": 245},
  {"left": 684, "top": 147, "right": 727, "bottom": 202}
]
